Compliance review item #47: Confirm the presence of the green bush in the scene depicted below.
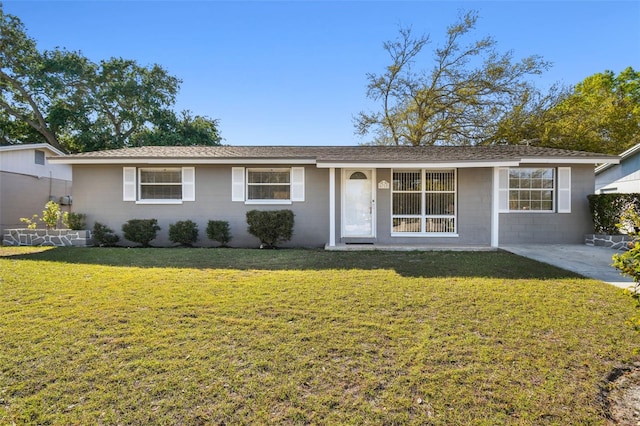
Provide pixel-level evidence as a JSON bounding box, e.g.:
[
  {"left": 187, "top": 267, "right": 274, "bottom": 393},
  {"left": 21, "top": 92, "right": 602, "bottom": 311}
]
[
  {"left": 41, "top": 201, "right": 62, "bottom": 229},
  {"left": 246, "top": 209, "right": 294, "bottom": 248},
  {"left": 169, "top": 220, "right": 199, "bottom": 247},
  {"left": 612, "top": 208, "right": 640, "bottom": 330},
  {"left": 588, "top": 193, "right": 640, "bottom": 234},
  {"left": 92, "top": 222, "right": 120, "bottom": 247},
  {"left": 122, "top": 219, "right": 161, "bottom": 247},
  {"left": 206, "top": 220, "right": 232, "bottom": 247},
  {"left": 63, "top": 212, "right": 87, "bottom": 230}
]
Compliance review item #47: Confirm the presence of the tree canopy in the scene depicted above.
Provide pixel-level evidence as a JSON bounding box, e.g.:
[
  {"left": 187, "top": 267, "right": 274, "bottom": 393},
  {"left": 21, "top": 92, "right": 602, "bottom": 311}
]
[
  {"left": 0, "top": 5, "right": 222, "bottom": 152},
  {"left": 355, "top": 11, "right": 551, "bottom": 146},
  {"left": 511, "top": 67, "right": 638, "bottom": 155}
]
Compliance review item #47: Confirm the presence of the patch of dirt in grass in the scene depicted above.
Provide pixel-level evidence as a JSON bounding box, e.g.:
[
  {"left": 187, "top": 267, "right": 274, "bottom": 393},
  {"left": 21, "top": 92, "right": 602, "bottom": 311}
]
[{"left": 602, "top": 363, "right": 640, "bottom": 425}]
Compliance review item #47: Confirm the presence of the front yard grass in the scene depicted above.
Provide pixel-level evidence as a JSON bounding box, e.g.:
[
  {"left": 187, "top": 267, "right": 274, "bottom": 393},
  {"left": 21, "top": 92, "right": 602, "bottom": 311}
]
[{"left": 0, "top": 247, "right": 638, "bottom": 425}]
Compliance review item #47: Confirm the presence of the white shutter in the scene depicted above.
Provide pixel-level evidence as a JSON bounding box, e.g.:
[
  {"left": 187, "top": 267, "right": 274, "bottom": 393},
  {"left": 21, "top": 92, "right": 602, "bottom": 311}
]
[
  {"left": 182, "top": 167, "right": 195, "bottom": 201},
  {"left": 557, "top": 167, "right": 571, "bottom": 213},
  {"left": 231, "top": 167, "right": 245, "bottom": 201},
  {"left": 498, "top": 167, "right": 509, "bottom": 212},
  {"left": 123, "top": 167, "right": 136, "bottom": 201},
  {"left": 291, "top": 167, "right": 305, "bottom": 202}
]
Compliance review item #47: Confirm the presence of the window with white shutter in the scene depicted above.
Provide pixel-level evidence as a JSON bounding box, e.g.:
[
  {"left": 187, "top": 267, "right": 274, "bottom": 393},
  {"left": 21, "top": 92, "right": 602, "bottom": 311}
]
[
  {"left": 235, "top": 167, "right": 305, "bottom": 204},
  {"left": 123, "top": 167, "right": 195, "bottom": 203},
  {"left": 502, "top": 167, "right": 570, "bottom": 213}
]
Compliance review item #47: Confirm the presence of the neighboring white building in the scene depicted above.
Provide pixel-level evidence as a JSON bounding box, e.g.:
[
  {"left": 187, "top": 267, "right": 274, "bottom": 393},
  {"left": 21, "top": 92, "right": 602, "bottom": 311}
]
[
  {"left": 595, "top": 143, "right": 640, "bottom": 193},
  {"left": 0, "top": 143, "right": 72, "bottom": 233}
]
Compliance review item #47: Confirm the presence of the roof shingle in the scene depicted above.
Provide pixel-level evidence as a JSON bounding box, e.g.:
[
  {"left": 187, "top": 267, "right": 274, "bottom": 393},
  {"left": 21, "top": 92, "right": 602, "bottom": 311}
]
[{"left": 55, "top": 145, "right": 617, "bottom": 163}]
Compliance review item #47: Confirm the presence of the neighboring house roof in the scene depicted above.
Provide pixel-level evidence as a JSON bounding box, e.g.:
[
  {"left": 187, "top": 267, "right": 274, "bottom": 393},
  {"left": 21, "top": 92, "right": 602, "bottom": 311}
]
[
  {"left": 49, "top": 145, "right": 619, "bottom": 168},
  {"left": 595, "top": 142, "right": 640, "bottom": 175},
  {"left": 0, "top": 143, "right": 66, "bottom": 157}
]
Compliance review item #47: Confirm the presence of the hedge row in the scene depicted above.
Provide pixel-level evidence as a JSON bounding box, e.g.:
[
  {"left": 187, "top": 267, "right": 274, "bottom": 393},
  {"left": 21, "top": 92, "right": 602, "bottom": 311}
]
[
  {"left": 91, "top": 209, "right": 294, "bottom": 248},
  {"left": 587, "top": 193, "right": 640, "bottom": 234}
]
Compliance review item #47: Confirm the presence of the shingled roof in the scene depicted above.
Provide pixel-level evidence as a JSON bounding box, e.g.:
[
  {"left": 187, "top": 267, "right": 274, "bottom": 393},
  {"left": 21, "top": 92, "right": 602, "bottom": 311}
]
[{"left": 49, "top": 145, "right": 619, "bottom": 165}]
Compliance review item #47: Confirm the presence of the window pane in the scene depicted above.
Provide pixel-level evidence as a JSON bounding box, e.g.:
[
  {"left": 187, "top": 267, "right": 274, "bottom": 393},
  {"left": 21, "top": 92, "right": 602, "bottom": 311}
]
[
  {"left": 425, "top": 171, "right": 455, "bottom": 191},
  {"left": 140, "top": 170, "right": 181, "bottom": 184},
  {"left": 34, "top": 150, "right": 45, "bottom": 165},
  {"left": 141, "top": 185, "right": 182, "bottom": 200},
  {"left": 393, "top": 171, "right": 421, "bottom": 191},
  {"left": 393, "top": 218, "right": 421, "bottom": 233},
  {"left": 393, "top": 193, "right": 421, "bottom": 215},
  {"left": 248, "top": 185, "right": 290, "bottom": 200},
  {"left": 426, "top": 218, "right": 456, "bottom": 232},
  {"left": 425, "top": 193, "right": 455, "bottom": 215},
  {"left": 248, "top": 170, "right": 290, "bottom": 184}
]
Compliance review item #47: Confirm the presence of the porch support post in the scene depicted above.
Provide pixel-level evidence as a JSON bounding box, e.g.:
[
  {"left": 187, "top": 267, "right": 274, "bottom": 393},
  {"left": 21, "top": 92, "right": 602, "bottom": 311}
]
[
  {"left": 491, "top": 166, "right": 500, "bottom": 248},
  {"left": 329, "top": 167, "right": 336, "bottom": 247}
]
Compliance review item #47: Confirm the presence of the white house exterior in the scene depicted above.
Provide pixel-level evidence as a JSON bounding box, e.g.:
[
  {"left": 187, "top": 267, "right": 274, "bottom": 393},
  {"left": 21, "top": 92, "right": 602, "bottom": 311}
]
[
  {"left": 595, "top": 143, "right": 640, "bottom": 194},
  {"left": 0, "top": 143, "right": 72, "bottom": 233}
]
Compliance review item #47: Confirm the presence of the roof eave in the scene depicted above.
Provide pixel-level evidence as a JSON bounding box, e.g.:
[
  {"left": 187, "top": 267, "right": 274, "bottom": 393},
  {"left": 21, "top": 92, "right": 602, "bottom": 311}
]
[
  {"left": 48, "top": 157, "right": 318, "bottom": 165},
  {"left": 520, "top": 156, "right": 620, "bottom": 165},
  {"left": 1, "top": 143, "right": 66, "bottom": 157}
]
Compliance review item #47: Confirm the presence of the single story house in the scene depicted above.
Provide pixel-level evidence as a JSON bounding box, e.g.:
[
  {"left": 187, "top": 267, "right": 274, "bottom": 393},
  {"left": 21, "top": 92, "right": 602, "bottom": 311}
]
[
  {"left": 0, "top": 143, "right": 72, "bottom": 234},
  {"left": 595, "top": 142, "right": 640, "bottom": 194},
  {"left": 49, "top": 145, "right": 618, "bottom": 248}
]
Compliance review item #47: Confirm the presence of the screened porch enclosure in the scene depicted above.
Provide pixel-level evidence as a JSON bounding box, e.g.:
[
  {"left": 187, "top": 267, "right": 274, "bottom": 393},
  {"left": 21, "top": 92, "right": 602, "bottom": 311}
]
[{"left": 391, "top": 169, "right": 457, "bottom": 234}]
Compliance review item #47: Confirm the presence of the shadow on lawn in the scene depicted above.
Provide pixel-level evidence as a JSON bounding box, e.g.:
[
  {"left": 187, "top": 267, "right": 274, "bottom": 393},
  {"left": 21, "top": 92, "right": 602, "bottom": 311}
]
[{"left": 1, "top": 246, "right": 584, "bottom": 280}]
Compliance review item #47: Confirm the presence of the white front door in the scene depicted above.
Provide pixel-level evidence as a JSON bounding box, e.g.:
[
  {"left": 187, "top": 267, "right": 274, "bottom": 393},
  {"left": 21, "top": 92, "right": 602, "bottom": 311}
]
[{"left": 342, "top": 169, "right": 375, "bottom": 237}]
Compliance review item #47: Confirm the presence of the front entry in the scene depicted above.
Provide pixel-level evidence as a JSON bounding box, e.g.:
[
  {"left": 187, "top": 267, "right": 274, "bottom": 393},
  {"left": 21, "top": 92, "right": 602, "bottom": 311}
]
[{"left": 342, "top": 169, "right": 375, "bottom": 238}]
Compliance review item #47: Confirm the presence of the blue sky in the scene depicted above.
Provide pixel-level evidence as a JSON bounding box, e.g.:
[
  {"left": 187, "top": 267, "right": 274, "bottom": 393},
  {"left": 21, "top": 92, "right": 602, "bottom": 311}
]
[{"left": 4, "top": 1, "right": 640, "bottom": 146}]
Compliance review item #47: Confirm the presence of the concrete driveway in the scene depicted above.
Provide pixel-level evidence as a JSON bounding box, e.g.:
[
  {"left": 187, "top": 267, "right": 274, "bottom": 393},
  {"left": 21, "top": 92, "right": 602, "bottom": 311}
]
[{"left": 501, "top": 244, "right": 635, "bottom": 289}]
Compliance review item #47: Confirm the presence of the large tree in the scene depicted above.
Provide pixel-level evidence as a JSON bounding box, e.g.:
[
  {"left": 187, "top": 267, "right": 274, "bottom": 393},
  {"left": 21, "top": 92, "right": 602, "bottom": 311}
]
[
  {"left": 544, "top": 67, "right": 639, "bottom": 154},
  {"left": 131, "top": 110, "right": 223, "bottom": 146},
  {"left": 491, "top": 68, "right": 640, "bottom": 154},
  {"left": 355, "top": 11, "right": 551, "bottom": 146},
  {"left": 0, "top": 6, "right": 221, "bottom": 152}
]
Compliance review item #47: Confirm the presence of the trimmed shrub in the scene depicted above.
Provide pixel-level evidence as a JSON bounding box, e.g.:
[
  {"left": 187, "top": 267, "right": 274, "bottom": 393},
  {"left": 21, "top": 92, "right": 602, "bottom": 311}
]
[
  {"left": 122, "top": 219, "right": 161, "bottom": 247},
  {"left": 92, "top": 222, "right": 120, "bottom": 247},
  {"left": 588, "top": 193, "right": 640, "bottom": 234},
  {"left": 169, "top": 220, "right": 199, "bottom": 247},
  {"left": 63, "top": 212, "right": 87, "bottom": 230},
  {"left": 246, "top": 209, "right": 294, "bottom": 248},
  {"left": 206, "top": 220, "right": 232, "bottom": 247}
]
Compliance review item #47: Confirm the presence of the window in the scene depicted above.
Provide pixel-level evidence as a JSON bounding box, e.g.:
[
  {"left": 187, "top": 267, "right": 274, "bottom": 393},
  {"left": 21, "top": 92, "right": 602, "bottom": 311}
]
[
  {"left": 392, "top": 169, "right": 456, "bottom": 234},
  {"left": 508, "top": 168, "right": 554, "bottom": 211},
  {"left": 34, "top": 150, "right": 45, "bottom": 165},
  {"left": 123, "top": 167, "right": 195, "bottom": 203},
  {"left": 247, "top": 169, "right": 291, "bottom": 200},
  {"left": 140, "top": 168, "right": 182, "bottom": 200},
  {"left": 232, "top": 167, "right": 305, "bottom": 203}
]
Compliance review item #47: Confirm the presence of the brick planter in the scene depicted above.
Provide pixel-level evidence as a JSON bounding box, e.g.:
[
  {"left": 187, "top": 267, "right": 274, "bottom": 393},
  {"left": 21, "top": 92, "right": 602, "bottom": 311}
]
[
  {"left": 2, "top": 229, "right": 93, "bottom": 247},
  {"left": 585, "top": 234, "right": 634, "bottom": 250}
]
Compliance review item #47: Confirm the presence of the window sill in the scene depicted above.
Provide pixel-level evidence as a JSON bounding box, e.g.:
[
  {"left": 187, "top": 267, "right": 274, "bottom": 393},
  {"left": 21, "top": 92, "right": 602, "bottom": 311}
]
[
  {"left": 135, "top": 200, "right": 184, "bottom": 205},
  {"left": 245, "top": 200, "right": 292, "bottom": 205},
  {"left": 500, "top": 210, "right": 555, "bottom": 214},
  {"left": 391, "top": 233, "right": 459, "bottom": 238}
]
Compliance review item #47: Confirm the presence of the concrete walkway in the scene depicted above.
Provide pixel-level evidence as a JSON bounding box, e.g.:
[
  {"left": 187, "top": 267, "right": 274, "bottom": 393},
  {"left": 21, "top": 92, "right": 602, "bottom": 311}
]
[{"left": 501, "top": 244, "right": 635, "bottom": 289}]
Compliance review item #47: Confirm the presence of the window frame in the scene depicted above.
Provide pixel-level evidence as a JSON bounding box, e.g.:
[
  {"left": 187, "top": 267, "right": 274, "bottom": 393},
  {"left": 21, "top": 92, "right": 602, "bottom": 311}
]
[
  {"left": 246, "top": 167, "right": 293, "bottom": 204},
  {"left": 391, "top": 168, "right": 458, "bottom": 237},
  {"left": 34, "top": 150, "right": 45, "bottom": 165},
  {"left": 232, "top": 167, "right": 305, "bottom": 205},
  {"left": 506, "top": 167, "right": 556, "bottom": 213}
]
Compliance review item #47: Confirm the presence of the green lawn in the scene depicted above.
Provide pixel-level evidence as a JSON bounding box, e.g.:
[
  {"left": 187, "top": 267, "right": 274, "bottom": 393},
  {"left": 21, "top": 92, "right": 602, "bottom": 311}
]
[{"left": 0, "top": 247, "right": 638, "bottom": 425}]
